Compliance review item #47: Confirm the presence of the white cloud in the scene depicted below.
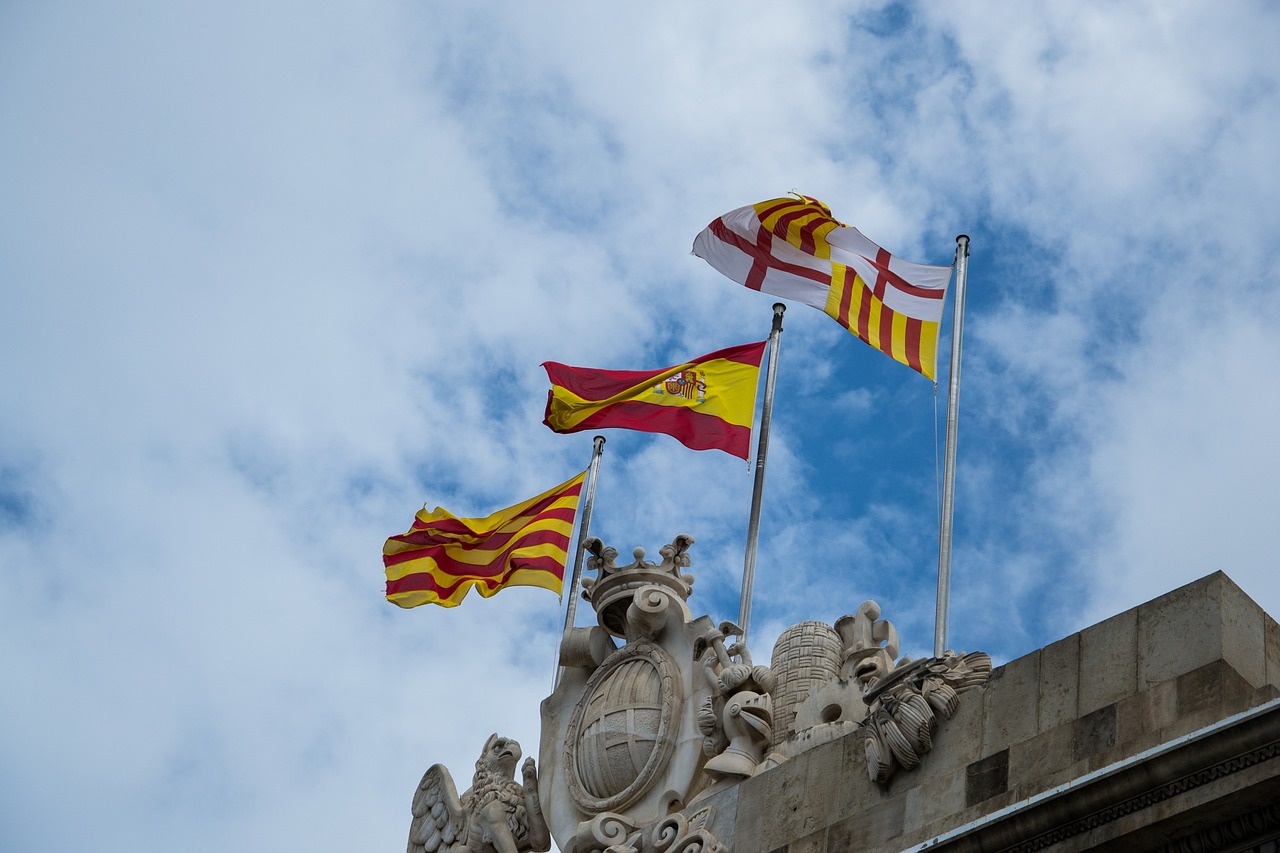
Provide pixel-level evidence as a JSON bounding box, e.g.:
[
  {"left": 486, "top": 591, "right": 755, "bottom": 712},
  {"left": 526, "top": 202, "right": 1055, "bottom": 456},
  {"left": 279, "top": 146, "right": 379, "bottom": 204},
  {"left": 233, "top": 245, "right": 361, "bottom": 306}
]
[{"left": 3, "top": 2, "right": 1279, "bottom": 850}]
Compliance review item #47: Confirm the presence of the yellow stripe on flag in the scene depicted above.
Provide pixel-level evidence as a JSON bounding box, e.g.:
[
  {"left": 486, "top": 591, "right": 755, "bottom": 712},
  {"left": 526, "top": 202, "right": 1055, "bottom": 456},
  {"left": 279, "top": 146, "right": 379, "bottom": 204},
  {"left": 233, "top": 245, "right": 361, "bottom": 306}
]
[
  {"left": 890, "top": 310, "right": 908, "bottom": 365},
  {"left": 546, "top": 356, "right": 759, "bottom": 433},
  {"left": 919, "top": 321, "right": 939, "bottom": 380},
  {"left": 866, "top": 297, "right": 883, "bottom": 352}
]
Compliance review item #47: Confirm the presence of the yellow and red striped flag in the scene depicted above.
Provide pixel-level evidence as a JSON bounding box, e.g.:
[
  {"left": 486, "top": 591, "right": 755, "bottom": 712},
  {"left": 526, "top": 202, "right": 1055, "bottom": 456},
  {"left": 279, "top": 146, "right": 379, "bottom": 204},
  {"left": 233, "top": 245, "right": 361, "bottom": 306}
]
[
  {"left": 693, "top": 196, "right": 953, "bottom": 380},
  {"left": 383, "top": 472, "right": 585, "bottom": 609},
  {"left": 542, "top": 341, "right": 766, "bottom": 460}
]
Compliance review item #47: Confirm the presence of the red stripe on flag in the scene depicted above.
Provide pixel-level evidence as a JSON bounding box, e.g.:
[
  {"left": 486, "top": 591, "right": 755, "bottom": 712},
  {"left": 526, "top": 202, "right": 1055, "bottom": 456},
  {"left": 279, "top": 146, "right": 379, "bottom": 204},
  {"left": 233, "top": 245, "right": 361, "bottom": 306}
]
[
  {"left": 386, "top": 507, "right": 578, "bottom": 556},
  {"left": 386, "top": 551, "right": 566, "bottom": 600},
  {"left": 798, "top": 213, "right": 829, "bottom": 257},
  {"left": 558, "top": 400, "right": 752, "bottom": 459},
  {"left": 745, "top": 221, "right": 771, "bottom": 291},
  {"left": 383, "top": 527, "right": 573, "bottom": 573},
  {"left": 878, "top": 303, "right": 895, "bottom": 358},
  {"left": 836, "top": 271, "right": 854, "bottom": 330},
  {"left": 404, "top": 486, "right": 581, "bottom": 538},
  {"left": 542, "top": 341, "right": 766, "bottom": 402},
  {"left": 904, "top": 318, "right": 923, "bottom": 373},
  {"left": 769, "top": 205, "right": 819, "bottom": 255},
  {"left": 857, "top": 281, "right": 873, "bottom": 342},
  {"left": 873, "top": 248, "right": 890, "bottom": 300},
  {"left": 708, "top": 218, "right": 831, "bottom": 287},
  {"left": 756, "top": 198, "right": 804, "bottom": 221},
  {"left": 864, "top": 247, "right": 945, "bottom": 300}
]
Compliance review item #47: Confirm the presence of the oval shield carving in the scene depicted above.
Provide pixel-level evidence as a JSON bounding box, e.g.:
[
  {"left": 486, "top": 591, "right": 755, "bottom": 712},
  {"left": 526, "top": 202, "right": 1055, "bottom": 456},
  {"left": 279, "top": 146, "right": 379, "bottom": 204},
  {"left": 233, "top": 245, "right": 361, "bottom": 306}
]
[{"left": 564, "top": 640, "right": 682, "bottom": 814}]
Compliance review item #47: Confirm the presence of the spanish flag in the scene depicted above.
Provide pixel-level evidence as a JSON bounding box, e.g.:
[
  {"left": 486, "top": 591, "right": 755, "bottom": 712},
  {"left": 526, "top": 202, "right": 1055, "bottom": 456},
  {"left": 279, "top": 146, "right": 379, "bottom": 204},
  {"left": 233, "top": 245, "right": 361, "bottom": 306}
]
[
  {"left": 542, "top": 341, "right": 766, "bottom": 460},
  {"left": 693, "top": 196, "right": 953, "bottom": 380},
  {"left": 383, "top": 472, "right": 584, "bottom": 608}
]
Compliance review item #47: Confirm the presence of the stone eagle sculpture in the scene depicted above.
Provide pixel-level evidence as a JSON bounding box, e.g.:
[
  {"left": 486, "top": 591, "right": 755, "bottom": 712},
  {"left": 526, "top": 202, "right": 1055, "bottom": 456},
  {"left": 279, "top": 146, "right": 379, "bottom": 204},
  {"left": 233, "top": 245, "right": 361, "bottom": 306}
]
[{"left": 407, "top": 734, "right": 550, "bottom": 853}]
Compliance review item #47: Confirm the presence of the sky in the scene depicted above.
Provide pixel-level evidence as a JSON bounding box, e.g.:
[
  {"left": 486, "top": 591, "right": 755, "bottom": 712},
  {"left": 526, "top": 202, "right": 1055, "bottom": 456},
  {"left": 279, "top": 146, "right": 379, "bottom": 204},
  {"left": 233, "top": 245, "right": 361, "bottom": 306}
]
[{"left": 3, "top": 1, "right": 1279, "bottom": 850}]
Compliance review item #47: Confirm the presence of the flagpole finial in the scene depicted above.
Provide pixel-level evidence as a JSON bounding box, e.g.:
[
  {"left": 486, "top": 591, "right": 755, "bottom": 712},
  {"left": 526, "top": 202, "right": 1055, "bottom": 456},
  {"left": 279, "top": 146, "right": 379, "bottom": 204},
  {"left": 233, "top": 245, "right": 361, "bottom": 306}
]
[
  {"left": 956, "top": 234, "right": 970, "bottom": 256},
  {"left": 772, "top": 302, "right": 785, "bottom": 331}
]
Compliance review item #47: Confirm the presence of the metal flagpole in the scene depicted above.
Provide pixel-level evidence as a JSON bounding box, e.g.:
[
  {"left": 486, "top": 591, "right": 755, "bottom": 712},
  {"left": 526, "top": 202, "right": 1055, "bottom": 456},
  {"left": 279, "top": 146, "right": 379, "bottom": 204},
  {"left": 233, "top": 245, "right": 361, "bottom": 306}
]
[
  {"left": 935, "top": 236, "right": 970, "bottom": 658},
  {"left": 739, "top": 303, "right": 786, "bottom": 648},
  {"left": 555, "top": 435, "right": 605, "bottom": 689}
]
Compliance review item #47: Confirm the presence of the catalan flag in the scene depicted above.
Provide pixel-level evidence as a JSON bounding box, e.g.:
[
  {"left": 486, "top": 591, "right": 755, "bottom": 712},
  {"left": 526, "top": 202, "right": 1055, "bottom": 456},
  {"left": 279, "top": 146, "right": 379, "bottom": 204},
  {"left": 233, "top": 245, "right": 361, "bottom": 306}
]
[
  {"left": 542, "top": 341, "right": 766, "bottom": 460},
  {"left": 383, "top": 472, "right": 585, "bottom": 608},
  {"left": 693, "top": 196, "right": 954, "bottom": 380}
]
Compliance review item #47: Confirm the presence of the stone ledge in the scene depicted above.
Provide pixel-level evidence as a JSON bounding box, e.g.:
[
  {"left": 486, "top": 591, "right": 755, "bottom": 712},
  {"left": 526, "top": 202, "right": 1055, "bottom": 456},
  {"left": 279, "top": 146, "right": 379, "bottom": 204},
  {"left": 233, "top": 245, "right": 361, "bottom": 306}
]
[
  {"left": 901, "top": 698, "right": 1280, "bottom": 852},
  {"left": 727, "top": 573, "right": 1280, "bottom": 853}
]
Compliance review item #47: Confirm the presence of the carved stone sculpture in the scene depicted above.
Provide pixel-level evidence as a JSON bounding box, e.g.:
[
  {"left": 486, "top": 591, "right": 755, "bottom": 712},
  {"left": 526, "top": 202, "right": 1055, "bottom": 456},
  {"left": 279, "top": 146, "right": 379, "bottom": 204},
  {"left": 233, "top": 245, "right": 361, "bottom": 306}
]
[
  {"left": 407, "top": 734, "right": 551, "bottom": 853},
  {"left": 573, "top": 806, "right": 728, "bottom": 853},
  {"left": 839, "top": 601, "right": 993, "bottom": 784},
  {"left": 539, "top": 535, "right": 728, "bottom": 853},
  {"left": 696, "top": 621, "right": 775, "bottom": 780},
  {"left": 768, "top": 621, "right": 843, "bottom": 749}
]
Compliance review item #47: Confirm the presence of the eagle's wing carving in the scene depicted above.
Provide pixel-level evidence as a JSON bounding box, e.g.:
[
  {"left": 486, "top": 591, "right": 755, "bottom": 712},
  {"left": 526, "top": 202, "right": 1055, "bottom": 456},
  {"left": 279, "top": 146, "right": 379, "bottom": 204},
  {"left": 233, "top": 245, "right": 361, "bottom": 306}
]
[{"left": 407, "top": 763, "right": 467, "bottom": 853}]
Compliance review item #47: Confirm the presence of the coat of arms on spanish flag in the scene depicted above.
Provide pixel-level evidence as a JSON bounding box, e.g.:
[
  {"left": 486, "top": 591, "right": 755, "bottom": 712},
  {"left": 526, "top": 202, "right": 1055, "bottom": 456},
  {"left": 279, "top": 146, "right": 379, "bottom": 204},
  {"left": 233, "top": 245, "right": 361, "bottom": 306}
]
[{"left": 541, "top": 341, "right": 767, "bottom": 460}]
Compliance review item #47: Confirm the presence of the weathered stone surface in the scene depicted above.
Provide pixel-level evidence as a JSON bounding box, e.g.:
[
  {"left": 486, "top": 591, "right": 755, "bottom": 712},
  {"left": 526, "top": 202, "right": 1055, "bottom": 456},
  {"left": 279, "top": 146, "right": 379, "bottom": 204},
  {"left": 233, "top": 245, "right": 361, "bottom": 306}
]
[
  {"left": 789, "top": 828, "right": 826, "bottom": 853},
  {"left": 921, "top": 682, "right": 985, "bottom": 778},
  {"left": 1037, "top": 632, "right": 1079, "bottom": 734},
  {"left": 1136, "top": 572, "right": 1271, "bottom": 694},
  {"left": 1220, "top": 572, "right": 1268, "bottom": 688},
  {"left": 1079, "top": 607, "right": 1138, "bottom": 715},
  {"left": 1007, "top": 719, "right": 1073, "bottom": 794},
  {"left": 1176, "top": 658, "right": 1255, "bottom": 719},
  {"left": 733, "top": 771, "right": 767, "bottom": 853},
  {"left": 1267, "top": 613, "right": 1280, "bottom": 688},
  {"left": 756, "top": 750, "right": 813, "bottom": 852},
  {"left": 981, "top": 652, "right": 1039, "bottom": 754},
  {"left": 965, "top": 748, "right": 1008, "bottom": 807},
  {"left": 863, "top": 794, "right": 906, "bottom": 847},
  {"left": 1070, "top": 703, "right": 1115, "bottom": 764},
  {"left": 520, "top": 566, "right": 1280, "bottom": 853},
  {"left": 1115, "top": 677, "right": 1177, "bottom": 749},
  {"left": 903, "top": 767, "right": 966, "bottom": 834},
  {"left": 722, "top": 572, "right": 1278, "bottom": 853},
  {"left": 801, "top": 734, "right": 855, "bottom": 821}
]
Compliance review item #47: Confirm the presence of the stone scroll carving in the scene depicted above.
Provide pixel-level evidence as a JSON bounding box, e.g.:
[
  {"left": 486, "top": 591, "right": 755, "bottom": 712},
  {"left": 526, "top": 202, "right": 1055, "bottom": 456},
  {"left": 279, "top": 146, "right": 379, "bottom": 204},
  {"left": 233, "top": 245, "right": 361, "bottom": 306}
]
[
  {"left": 573, "top": 807, "right": 728, "bottom": 853},
  {"left": 406, "top": 733, "right": 551, "bottom": 853},
  {"left": 841, "top": 601, "right": 992, "bottom": 784}
]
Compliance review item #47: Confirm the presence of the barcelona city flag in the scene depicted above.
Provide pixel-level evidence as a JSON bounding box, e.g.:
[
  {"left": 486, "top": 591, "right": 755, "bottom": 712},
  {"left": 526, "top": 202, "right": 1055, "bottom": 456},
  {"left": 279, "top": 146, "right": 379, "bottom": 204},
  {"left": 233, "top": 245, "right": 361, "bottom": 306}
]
[
  {"left": 383, "top": 471, "right": 585, "bottom": 608},
  {"left": 542, "top": 341, "right": 766, "bottom": 460},
  {"left": 693, "top": 196, "right": 954, "bottom": 380}
]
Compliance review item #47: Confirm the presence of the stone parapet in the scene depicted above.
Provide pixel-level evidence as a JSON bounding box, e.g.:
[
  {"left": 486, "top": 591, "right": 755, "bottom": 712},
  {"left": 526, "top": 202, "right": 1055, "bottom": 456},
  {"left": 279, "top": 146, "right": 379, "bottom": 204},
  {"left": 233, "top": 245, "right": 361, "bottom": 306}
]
[{"left": 726, "top": 571, "right": 1280, "bottom": 853}]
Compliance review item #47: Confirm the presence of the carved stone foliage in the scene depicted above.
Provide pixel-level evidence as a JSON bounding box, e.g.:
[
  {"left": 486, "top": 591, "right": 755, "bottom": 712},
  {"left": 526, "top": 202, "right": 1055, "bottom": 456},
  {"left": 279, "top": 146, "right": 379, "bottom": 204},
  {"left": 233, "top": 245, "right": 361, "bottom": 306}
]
[
  {"left": 574, "top": 807, "right": 728, "bottom": 853},
  {"left": 407, "top": 734, "right": 550, "bottom": 853},
  {"left": 860, "top": 651, "right": 993, "bottom": 784}
]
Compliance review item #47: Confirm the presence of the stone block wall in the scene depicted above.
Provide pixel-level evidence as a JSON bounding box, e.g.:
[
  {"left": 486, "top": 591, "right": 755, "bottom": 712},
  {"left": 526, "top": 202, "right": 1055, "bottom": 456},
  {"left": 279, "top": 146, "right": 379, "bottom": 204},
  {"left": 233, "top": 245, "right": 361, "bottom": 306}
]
[{"left": 706, "top": 571, "right": 1280, "bottom": 853}]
